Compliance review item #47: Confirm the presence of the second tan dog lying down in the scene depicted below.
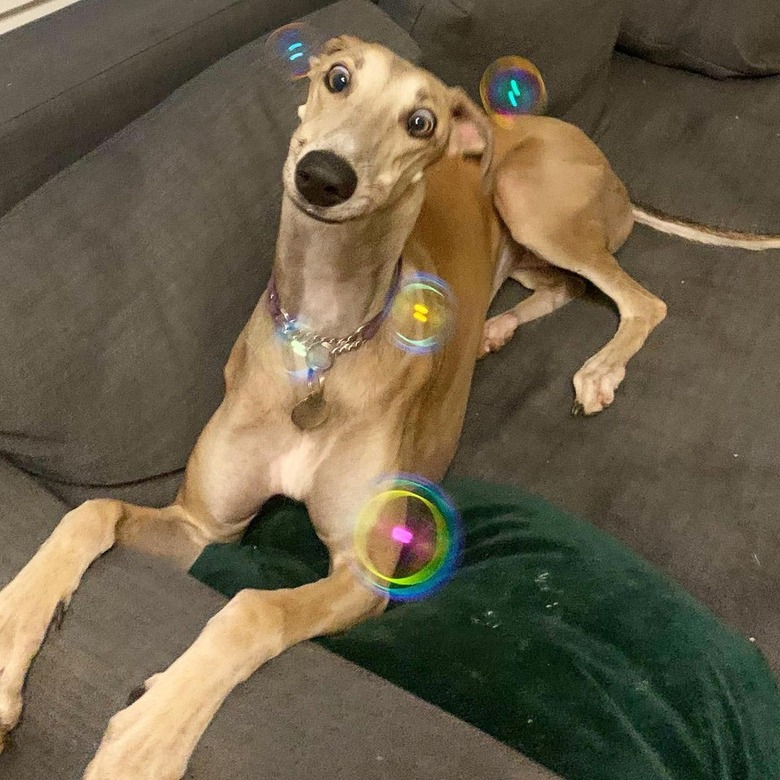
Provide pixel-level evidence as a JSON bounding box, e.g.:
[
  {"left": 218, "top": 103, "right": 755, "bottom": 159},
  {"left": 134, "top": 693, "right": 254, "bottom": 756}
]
[{"left": 3, "top": 35, "right": 777, "bottom": 779}]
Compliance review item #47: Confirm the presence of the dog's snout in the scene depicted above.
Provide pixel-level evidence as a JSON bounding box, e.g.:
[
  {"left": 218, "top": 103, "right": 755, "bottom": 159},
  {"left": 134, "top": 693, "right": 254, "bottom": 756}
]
[{"left": 295, "top": 151, "right": 357, "bottom": 207}]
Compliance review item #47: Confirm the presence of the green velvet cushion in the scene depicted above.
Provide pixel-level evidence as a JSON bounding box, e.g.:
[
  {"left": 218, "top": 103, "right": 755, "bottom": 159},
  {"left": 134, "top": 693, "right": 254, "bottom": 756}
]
[{"left": 190, "top": 478, "right": 780, "bottom": 780}]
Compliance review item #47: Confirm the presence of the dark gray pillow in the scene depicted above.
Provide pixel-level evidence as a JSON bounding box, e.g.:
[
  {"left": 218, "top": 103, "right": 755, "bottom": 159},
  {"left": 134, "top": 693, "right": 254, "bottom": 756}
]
[
  {"left": 0, "top": 0, "right": 418, "bottom": 493},
  {"left": 374, "top": 0, "right": 623, "bottom": 130},
  {"left": 618, "top": 0, "right": 780, "bottom": 79}
]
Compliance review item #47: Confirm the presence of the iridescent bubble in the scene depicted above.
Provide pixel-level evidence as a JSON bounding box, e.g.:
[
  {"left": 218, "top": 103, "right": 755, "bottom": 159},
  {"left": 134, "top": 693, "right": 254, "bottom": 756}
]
[
  {"left": 389, "top": 273, "right": 456, "bottom": 355},
  {"left": 265, "top": 23, "right": 324, "bottom": 80},
  {"left": 352, "top": 475, "right": 462, "bottom": 601},
  {"left": 480, "top": 56, "right": 548, "bottom": 126},
  {"left": 274, "top": 318, "right": 320, "bottom": 385}
]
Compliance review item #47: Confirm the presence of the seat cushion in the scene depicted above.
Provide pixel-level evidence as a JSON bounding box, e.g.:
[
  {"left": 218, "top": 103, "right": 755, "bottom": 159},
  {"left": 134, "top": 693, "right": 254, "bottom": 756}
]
[
  {"left": 452, "top": 226, "right": 780, "bottom": 675},
  {"left": 0, "top": 0, "right": 418, "bottom": 494},
  {"left": 618, "top": 0, "right": 780, "bottom": 78},
  {"left": 192, "top": 478, "right": 780, "bottom": 780}
]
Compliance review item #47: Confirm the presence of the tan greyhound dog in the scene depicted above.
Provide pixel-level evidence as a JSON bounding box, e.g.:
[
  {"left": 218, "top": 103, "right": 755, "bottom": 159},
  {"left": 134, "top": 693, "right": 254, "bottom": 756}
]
[{"left": 1, "top": 35, "right": 777, "bottom": 778}]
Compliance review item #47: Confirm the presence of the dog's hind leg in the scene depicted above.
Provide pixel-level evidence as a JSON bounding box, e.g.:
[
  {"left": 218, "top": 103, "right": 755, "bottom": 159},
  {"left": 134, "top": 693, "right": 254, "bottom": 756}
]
[
  {"left": 493, "top": 139, "right": 666, "bottom": 415},
  {"left": 557, "top": 248, "right": 666, "bottom": 415},
  {"left": 482, "top": 243, "right": 586, "bottom": 356}
]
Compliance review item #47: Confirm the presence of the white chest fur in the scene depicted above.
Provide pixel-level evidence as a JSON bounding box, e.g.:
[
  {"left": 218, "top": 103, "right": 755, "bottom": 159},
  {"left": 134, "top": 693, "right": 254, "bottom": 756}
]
[{"left": 269, "top": 436, "right": 330, "bottom": 501}]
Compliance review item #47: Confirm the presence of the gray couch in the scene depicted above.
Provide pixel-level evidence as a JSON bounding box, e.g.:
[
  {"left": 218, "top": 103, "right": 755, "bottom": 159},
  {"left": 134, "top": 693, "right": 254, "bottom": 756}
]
[{"left": 1, "top": 0, "right": 778, "bottom": 777}]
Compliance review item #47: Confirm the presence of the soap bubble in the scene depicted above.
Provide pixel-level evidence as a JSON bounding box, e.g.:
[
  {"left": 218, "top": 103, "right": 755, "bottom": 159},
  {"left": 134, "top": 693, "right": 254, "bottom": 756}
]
[
  {"left": 480, "top": 56, "right": 547, "bottom": 126},
  {"left": 389, "top": 273, "right": 456, "bottom": 355},
  {"left": 352, "top": 474, "right": 462, "bottom": 601},
  {"left": 265, "top": 23, "right": 324, "bottom": 79},
  {"left": 274, "top": 317, "right": 315, "bottom": 384}
]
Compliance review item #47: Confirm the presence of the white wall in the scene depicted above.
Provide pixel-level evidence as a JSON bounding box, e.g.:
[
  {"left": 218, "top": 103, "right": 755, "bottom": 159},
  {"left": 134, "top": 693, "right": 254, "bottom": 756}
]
[{"left": 0, "top": 0, "right": 81, "bottom": 36}]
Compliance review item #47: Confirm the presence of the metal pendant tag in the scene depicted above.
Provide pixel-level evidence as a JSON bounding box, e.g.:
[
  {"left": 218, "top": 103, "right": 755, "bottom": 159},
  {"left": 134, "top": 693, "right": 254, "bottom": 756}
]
[
  {"left": 291, "top": 391, "right": 329, "bottom": 430},
  {"left": 291, "top": 373, "right": 329, "bottom": 430}
]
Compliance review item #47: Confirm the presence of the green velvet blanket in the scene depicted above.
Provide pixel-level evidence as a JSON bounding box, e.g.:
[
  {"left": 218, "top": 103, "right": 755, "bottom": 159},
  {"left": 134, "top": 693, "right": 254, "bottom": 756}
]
[{"left": 191, "top": 478, "right": 780, "bottom": 780}]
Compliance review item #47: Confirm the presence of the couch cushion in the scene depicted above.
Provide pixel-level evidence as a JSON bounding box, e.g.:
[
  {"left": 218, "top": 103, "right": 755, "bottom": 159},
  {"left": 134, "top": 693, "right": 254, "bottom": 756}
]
[
  {"left": 618, "top": 0, "right": 780, "bottom": 78},
  {"left": 374, "top": 0, "right": 623, "bottom": 132},
  {"left": 593, "top": 54, "right": 780, "bottom": 235},
  {"left": 0, "top": 0, "right": 334, "bottom": 216},
  {"left": 0, "top": 0, "right": 419, "bottom": 492}
]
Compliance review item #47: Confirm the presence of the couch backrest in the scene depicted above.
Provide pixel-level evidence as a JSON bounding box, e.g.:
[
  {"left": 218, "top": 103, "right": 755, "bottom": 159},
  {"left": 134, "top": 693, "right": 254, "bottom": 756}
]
[
  {"left": 0, "top": 0, "right": 333, "bottom": 218},
  {"left": 618, "top": 0, "right": 780, "bottom": 79},
  {"left": 0, "top": 0, "right": 419, "bottom": 491},
  {"left": 374, "top": 0, "right": 624, "bottom": 132}
]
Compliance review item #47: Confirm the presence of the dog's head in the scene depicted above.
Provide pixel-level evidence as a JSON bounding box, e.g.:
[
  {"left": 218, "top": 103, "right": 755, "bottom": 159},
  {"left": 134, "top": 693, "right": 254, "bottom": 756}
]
[{"left": 282, "top": 36, "right": 493, "bottom": 223}]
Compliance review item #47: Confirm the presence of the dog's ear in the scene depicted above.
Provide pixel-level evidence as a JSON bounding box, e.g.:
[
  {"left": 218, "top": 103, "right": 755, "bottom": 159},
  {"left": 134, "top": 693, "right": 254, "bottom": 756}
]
[{"left": 447, "top": 88, "right": 494, "bottom": 186}]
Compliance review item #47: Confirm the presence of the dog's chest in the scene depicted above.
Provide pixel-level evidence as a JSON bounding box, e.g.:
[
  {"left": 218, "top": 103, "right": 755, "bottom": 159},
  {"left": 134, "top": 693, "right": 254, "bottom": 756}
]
[{"left": 268, "top": 436, "right": 331, "bottom": 500}]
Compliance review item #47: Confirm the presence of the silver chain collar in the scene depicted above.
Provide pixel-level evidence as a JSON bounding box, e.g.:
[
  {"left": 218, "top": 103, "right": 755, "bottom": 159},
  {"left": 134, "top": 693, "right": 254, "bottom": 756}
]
[
  {"left": 278, "top": 310, "right": 369, "bottom": 359},
  {"left": 268, "top": 258, "right": 404, "bottom": 373}
]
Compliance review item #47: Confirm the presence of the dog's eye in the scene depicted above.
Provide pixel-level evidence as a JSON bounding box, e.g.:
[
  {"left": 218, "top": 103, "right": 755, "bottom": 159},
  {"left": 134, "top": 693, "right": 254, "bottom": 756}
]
[
  {"left": 407, "top": 108, "right": 437, "bottom": 139},
  {"left": 325, "top": 64, "right": 351, "bottom": 93}
]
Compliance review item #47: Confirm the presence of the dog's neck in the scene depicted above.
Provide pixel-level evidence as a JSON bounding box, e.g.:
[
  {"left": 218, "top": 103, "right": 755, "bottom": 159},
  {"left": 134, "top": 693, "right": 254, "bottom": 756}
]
[{"left": 272, "top": 186, "right": 424, "bottom": 336}]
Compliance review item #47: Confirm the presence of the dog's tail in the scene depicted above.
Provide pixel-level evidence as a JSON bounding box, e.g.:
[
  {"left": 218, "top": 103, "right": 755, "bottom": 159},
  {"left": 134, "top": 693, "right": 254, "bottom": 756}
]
[{"left": 632, "top": 203, "right": 780, "bottom": 251}]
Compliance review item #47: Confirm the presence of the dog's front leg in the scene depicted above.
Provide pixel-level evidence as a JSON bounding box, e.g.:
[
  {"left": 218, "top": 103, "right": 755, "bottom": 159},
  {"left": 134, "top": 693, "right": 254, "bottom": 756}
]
[
  {"left": 84, "top": 459, "right": 396, "bottom": 779},
  {"left": 0, "top": 499, "right": 209, "bottom": 749},
  {"left": 0, "top": 399, "right": 274, "bottom": 748},
  {"left": 83, "top": 558, "right": 384, "bottom": 780}
]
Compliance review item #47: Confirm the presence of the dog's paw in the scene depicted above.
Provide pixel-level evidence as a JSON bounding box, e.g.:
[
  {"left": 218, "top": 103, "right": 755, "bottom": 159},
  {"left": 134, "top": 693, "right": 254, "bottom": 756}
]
[
  {"left": 0, "top": 686, "right": 22, "bottom": 755},
  {"left": 0, "top": 584, "right": 68, "bottom": 751},
  {"left": 84, "top": 712, "right": 187, "bottom": 780},
  {"left": 85, "top": 680, "right": 193, "bottom": 780},
  {"left": 572, "top": 357, "right": 625, "bottom": 415},
  {"left": 480, "top": 312, "right": 519, "bottom": 356}
]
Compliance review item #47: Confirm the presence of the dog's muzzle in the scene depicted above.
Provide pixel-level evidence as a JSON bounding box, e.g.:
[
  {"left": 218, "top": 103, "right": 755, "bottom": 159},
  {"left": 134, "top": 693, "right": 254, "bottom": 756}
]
[{"left": 295, "top": 150, "right": 358, "bottom": 207}]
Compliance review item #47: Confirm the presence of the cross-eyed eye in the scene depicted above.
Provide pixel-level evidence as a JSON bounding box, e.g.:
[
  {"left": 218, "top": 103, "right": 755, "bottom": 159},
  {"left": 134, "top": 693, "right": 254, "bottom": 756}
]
[
  {"left": 325, "top": 64, "right": 351, "bottom": 93},
  {"left": 407, "top": 108, "right": 437, "bottom": 139}
]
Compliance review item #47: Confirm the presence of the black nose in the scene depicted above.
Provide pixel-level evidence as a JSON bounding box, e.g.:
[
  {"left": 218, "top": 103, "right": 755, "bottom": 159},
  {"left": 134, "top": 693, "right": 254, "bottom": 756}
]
[{"left": 295, "top": 150, "right": 358, "bottom": 207}]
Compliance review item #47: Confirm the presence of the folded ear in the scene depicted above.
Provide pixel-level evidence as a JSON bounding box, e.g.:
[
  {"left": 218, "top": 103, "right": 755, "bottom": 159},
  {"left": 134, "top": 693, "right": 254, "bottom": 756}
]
[{"left": 447, "top": 88, "right": 495, "bottom": 185}]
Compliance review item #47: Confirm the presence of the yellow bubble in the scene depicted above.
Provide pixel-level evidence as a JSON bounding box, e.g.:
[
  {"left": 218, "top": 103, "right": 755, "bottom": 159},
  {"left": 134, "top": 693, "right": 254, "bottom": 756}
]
[
  {"left": 413, "top": 303, "right": 429, "bottom": 323},
  {"left": 350, "top": 475, "right": 462, "bottom": 602},
  {"left": 390, "top": 274, "right": 455, "bottom": 354}
]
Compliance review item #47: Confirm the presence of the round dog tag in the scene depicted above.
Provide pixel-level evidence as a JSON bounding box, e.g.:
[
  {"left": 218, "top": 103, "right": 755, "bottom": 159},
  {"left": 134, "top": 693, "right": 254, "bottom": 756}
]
[{"left": 291, "top": 390, "right": 329, "bottom": 430}]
